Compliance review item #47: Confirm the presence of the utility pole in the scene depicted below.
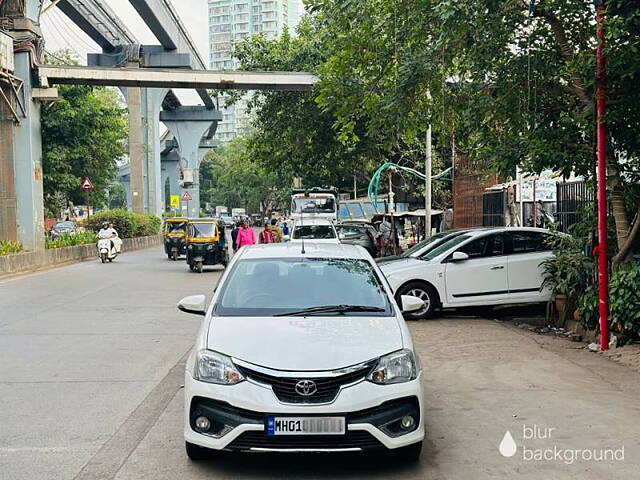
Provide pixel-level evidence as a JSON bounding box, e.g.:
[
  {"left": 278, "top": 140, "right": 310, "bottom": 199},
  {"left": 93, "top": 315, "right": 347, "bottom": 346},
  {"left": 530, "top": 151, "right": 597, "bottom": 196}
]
[
  {"left": 353, "top": 174, "right": 357, "bottom": 199},
  {"left": 425, "top": 125, "right": 432, "bottom": 238},
  {"left": 595, "top": 0, "right": 610, "bottom": 350}
]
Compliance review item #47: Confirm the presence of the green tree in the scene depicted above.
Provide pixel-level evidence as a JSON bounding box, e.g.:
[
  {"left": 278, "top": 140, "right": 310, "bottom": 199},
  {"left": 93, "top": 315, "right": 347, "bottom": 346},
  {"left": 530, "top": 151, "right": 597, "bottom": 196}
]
[
  {"left": 200, "top": 137, "right": 290, "bottom": 214},
  {"left": 41, "top": 54, "right": 127, "bottom": 216},
  {"left": 305, "top": 0, "right": 640, "bottom": 263}
]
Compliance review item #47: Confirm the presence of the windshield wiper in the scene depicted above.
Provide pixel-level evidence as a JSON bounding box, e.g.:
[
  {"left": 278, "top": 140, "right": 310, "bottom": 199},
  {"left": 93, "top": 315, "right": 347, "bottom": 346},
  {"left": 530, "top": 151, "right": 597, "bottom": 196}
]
[{"left": 274, "top": 305, "right": 386, "bottom": 317}]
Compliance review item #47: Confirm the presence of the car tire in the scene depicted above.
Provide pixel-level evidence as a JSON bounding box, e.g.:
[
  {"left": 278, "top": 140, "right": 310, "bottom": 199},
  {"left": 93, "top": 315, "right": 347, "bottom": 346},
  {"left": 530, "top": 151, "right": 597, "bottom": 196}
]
[
  {"left": 397, "top": 282, "right": 437, "bottom": 320},
  {"left": 393, "top": 441, "right": 423, "bottom": 462},
  {"left": 185, "top": 441, "right": 210, "bottom": 461}
]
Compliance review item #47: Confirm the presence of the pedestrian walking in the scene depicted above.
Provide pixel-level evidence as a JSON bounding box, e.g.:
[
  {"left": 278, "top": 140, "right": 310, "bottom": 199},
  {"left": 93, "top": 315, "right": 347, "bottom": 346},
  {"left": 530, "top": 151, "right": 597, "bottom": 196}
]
[
  {"left": 231, "top": 221, "right": 241, "bottom": 251},
  {"left": 259, "top": 223, "right": 276, "bottom": 244},
  {"left": 236, "top": 219, "right": 256, "bottom": 248},
  {"left": 270, "top": 218, "right": 283, "bottom": 243}
]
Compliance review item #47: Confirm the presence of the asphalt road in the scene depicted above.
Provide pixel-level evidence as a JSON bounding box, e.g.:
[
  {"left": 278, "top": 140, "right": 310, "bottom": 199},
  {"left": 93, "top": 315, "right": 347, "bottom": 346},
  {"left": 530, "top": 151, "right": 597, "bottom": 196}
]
[{"left": 1, "top": 246, "right": 639, "bottom": 480}]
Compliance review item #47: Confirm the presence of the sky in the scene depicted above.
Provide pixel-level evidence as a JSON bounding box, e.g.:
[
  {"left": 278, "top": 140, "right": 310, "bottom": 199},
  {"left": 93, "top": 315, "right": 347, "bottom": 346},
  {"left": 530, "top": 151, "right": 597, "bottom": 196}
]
[{"left": 40, "top": 0, "right": 210, "bottom": 105}]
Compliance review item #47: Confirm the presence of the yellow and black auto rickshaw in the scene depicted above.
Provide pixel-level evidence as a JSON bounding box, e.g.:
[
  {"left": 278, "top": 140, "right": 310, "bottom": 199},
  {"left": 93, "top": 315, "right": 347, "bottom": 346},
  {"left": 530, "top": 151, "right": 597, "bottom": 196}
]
[
  {"left": 185, "top": 218, "right": 228, "bottom": 273},
  {"left": 163, "top": 217, "right": 187, "bottom": 260}
]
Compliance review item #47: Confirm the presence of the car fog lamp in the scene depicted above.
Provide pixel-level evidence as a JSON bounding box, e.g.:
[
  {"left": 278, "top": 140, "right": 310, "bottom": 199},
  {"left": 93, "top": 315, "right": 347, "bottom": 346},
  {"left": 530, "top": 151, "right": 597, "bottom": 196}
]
[
  {"left": 195, "top": 416, "right": 211, "bottom": 431},
  {"left": 401, "top": 415, "right": 415, "bottom": 430}
]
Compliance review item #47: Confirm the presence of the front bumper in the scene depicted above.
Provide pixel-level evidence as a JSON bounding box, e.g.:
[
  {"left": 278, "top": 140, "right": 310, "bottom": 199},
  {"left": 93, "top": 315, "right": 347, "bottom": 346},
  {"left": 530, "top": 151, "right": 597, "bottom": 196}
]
[{"left": 184, "top": 371, "right": 425, "bottom": 452}]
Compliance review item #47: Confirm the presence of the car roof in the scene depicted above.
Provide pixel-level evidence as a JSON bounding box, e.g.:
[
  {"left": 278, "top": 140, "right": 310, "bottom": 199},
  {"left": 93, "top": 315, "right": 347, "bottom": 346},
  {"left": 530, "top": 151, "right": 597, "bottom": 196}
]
[
  {"left": 462, "top": 226, "right": 550, "bottom": 237},
  {"left": 239, "top": 242, "right": 370, "bottom": 260},
  {"left": 293, "top": 218, "right": 335, "bottom": 226}
]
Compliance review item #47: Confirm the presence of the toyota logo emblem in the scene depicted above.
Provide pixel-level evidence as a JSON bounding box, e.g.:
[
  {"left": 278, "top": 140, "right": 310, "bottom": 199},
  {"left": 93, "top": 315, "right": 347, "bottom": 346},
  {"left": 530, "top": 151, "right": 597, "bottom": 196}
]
[{"left": 294, "top": 379, "right": 317, "bottom": 396}]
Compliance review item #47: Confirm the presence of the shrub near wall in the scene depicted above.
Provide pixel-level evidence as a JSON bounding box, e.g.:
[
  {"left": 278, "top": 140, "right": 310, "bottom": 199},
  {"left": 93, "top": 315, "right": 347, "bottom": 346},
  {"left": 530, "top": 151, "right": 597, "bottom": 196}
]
[{"left": 84, "top": 210, "right": 161, "bottom": 238}]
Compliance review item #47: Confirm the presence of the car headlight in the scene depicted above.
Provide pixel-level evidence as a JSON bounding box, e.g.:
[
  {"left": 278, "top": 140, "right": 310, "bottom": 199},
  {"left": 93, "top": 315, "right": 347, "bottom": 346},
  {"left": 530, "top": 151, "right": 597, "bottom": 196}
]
[
  {"left": 194, "top": 350, "right": 244, "bottom": 385},
  {"left": 367, "top": 349, "right": 418, "bottom": 385}
]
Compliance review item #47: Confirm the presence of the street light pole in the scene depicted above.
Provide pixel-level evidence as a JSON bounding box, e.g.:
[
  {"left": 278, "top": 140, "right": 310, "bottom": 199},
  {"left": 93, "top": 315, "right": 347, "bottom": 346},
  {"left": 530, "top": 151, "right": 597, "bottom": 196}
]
[
  {"left": 425, "top": 125, "right": 432, "bottom": 239},
  {"left": 595, "top": 0, "right": 610, "bottom": 351}
]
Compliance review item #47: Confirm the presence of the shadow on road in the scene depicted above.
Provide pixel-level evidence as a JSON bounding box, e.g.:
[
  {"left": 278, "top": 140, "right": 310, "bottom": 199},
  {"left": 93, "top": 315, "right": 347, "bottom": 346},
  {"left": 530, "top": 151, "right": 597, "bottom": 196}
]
[{"left": 190, "top": 446, "right": 436, "bottom": 478}]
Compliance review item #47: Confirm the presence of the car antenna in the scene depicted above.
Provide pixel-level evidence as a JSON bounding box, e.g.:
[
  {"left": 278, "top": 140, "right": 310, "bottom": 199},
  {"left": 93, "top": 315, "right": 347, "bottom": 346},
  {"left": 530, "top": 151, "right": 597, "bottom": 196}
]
[{"left": 300, "top": 212, "right": 306, "bottom": 254}]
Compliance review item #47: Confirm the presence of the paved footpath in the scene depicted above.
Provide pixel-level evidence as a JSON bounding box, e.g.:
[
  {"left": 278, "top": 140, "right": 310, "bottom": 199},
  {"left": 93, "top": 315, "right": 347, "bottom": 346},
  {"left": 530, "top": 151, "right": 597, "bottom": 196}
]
[{"left": 1, "top": 246, "right": 639, "bottom": 480}]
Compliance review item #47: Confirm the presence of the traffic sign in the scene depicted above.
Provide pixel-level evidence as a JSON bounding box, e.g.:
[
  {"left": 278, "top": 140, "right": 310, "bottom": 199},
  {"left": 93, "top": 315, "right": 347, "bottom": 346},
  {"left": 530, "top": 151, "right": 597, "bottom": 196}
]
[
  {"left": 170, "top": 195, "right": 180, "bottom": 208},
  {"left": 81, "top": 177, "right": 94, "bottom": 190},
  {"left": 181, "top": 191, "right": 193, "bottom": 202}
]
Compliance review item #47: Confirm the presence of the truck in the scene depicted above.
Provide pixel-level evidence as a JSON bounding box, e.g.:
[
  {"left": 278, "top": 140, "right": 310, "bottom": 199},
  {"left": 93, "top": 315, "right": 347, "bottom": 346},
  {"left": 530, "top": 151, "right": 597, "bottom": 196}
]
[
  {"left": 231, "top": 208, "right": 246, "bottom": 219},
  {"left": 290, "top": 188, "right": 339, "bottom": 223},
  {"left": 215, "top": 206, "right": 228, "bottom": 217}
]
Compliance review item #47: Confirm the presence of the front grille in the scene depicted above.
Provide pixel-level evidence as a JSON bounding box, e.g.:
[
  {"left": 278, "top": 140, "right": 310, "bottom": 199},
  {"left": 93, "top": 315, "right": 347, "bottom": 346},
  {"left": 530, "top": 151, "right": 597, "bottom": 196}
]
[
  {"left": 226, "top": 430, "right": 383, "bottom": 451},
  {"left": 237, "top": 362, "right": 375, "bottom": 404}
]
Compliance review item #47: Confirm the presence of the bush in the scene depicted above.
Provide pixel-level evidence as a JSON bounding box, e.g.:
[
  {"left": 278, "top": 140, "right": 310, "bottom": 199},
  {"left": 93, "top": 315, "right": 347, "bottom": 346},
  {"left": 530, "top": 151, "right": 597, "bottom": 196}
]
[
  {"left": 609, "top": 262, "right": 640, "bottom": 338},
  {"left": 45, "top": 232, "right": 98, "bottom": 249},
  {"left": 0, "top": 240, "right": 23, "bottom": 256},
  {"left": 83, "top": 209, "right": 161, "bottom": 238}
]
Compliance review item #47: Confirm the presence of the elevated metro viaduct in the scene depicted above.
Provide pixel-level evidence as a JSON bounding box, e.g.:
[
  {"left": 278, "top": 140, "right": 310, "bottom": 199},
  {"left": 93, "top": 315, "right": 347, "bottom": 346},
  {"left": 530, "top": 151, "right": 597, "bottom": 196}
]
[{"left": 0, "top": 0, "right": 316, "bottom": 251}]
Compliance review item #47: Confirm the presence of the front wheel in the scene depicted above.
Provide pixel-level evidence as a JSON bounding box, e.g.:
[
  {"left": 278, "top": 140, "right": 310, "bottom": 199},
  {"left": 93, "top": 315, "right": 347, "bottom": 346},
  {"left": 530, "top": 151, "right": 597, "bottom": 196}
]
[
  {"left": 171, "top": 251, "right": 178, "bottom": 261},
  {"left": 107, "top": 257, "right": 113, "bottom": 263},
  {"left": 196, "top": 261, "right": 203, "bottom": 274},
  {"left": 185, "top": 441, "right": 210, "bottom": 461},
  {"left": 397, "top": 282, "right": 437, "bottom": 320},
  {"left": 100, "top": 253, "right": 107, "bottom": 264}
]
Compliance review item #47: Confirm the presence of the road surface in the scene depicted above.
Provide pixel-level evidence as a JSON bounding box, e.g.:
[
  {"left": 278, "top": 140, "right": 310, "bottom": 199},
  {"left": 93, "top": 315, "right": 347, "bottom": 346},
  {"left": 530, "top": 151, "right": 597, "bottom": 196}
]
[{"left": 1, "top": 246, "right": 638, "bottom": 479}]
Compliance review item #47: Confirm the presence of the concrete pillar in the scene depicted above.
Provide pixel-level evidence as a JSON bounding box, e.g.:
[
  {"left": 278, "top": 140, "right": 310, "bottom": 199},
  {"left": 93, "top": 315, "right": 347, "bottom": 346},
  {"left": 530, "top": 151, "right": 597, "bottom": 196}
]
[
  {"left": 13, "top": 52, "right": 44, "bottom": 251},
  {"left": 126, "top": 87, "right": 145, "bottom": 214},
  {"left": 0, "top": 85, "right": 17, "bottom": 242},
  {"left": 161, "top": 150, "right": 180, "bottom": 214},
  {"left": 160, "top": 107, "right": 221, "bottom": 218},
  {"left": 141, "top": 88, "right": 168, "bottom": 217}
]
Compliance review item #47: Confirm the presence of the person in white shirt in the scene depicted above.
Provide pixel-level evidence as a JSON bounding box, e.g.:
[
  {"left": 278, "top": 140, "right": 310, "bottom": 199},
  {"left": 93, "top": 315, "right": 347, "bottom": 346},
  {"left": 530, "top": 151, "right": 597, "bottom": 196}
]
[{"left": 98, "top": 223, "right": 122, "bottom": 253}]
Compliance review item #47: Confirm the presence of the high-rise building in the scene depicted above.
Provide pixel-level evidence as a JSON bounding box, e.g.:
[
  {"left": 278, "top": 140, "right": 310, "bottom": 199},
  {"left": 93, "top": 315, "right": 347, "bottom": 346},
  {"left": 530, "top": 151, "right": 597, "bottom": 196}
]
[{"left": 209, "top": 0, "right": 303, "bottom": 143}]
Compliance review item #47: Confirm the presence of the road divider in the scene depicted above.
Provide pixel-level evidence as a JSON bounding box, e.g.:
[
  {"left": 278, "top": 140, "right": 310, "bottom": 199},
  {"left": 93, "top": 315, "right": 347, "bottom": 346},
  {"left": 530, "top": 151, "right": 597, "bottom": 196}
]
[{"left": 0, "top": 235, "right": 162, "bottom": 276}]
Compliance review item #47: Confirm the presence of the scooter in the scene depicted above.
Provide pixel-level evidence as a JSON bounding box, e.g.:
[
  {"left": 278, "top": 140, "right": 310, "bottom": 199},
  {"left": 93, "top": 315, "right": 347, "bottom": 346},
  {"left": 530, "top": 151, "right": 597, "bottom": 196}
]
[{"left": 97, "top": 235, "right": 119, "bottom": 263}]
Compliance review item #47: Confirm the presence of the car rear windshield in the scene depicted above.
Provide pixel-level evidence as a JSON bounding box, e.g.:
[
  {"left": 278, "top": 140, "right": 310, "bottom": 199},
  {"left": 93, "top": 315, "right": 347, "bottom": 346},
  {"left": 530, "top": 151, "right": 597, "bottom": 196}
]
[
  {"left": 293, "top": 225, "right": 336, "bottom": 239},
  {"left": 421, "top": 234, "right": 471, "bottom": 261},
  {"left": 215, "top": 258, "right": 392, "bottom": 316}
]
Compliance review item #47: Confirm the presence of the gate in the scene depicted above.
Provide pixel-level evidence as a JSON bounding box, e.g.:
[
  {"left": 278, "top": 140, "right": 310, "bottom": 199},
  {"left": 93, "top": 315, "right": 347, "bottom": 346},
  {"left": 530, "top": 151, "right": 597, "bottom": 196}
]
[
  {"left": 556, "top": 180, "right": 593, "bottom": 231},
  {"left": 482, "top": 190, "right": 506, "bottom": 226}
]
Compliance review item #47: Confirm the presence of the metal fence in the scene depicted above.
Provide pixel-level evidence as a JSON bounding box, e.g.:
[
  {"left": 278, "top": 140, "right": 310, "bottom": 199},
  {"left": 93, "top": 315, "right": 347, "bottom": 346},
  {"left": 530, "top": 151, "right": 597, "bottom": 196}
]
[
  {"left": 482, "top": 190, "right": 506, "bottom": 226},
  {"left": 556, "top": 180, "right": 593, "bottom": 231}
]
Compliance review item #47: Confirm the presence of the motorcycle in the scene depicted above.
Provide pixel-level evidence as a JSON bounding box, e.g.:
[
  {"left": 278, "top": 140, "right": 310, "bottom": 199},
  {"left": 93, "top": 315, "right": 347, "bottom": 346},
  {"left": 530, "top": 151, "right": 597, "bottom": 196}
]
[{"left": 97, "top": 234, "right": 119, "bottom": 263}]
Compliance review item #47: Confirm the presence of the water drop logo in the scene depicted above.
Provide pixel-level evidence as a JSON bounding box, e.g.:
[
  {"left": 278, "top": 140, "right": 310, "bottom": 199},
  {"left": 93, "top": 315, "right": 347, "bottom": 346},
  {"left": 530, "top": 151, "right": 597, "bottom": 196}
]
[{"left": 499, "top": 430, "right": 517, "bottom": 457}]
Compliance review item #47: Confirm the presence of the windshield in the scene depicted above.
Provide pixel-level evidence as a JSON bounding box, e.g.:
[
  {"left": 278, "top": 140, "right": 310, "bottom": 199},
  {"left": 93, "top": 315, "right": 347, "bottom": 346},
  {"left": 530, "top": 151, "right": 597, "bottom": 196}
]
[
  {"left": 421, "top": 234, "right": 471, "bottom": 261},
  {"left": 292, "top": 197, "right": 336, "bottom": 214},
  {"left": 215, "top": 258, "right": 392, "bottom": 316},
  {"left": 165, "top": 221, "right": 186, "bottom": 233},
  {"left": 401, "top": 232, "right": 448, "bottom": 257},
  {"left": 293, "top": 225, "right": 336, "bottom": 239},
  {"left": 188, "top": 223, "right": 216, "bottom": 238}
]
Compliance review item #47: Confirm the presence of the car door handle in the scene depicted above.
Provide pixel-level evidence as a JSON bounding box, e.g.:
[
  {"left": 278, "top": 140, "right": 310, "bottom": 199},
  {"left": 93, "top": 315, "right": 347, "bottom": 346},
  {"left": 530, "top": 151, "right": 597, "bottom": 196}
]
[{"left": 490, "top": 266, "right": 504, "bottom": 270}]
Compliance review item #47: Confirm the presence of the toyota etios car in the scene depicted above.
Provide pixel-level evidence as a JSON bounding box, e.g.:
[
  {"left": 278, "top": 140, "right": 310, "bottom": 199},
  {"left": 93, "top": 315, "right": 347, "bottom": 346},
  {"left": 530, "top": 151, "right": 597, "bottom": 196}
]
[{"left": 177, "top": 243, "right": 425, "bottom": 460}]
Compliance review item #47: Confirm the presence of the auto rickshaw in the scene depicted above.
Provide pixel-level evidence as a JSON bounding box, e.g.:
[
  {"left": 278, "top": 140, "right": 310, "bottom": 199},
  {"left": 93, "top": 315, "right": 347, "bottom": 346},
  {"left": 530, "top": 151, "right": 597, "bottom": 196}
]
[
  {"left": 185, "top": 218, "right": 228, "bottom": 273},
  {"left": 163, "top": 217, "right": 188, "bottom": 260}
]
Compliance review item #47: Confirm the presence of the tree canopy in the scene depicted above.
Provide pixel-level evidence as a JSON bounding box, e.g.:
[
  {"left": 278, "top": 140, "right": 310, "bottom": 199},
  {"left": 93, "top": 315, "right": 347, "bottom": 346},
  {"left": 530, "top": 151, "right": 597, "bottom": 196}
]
[
  {"left": 228, "top": 0, "right": 639, "bottom": 259},
  {"left": 41, "top": 53, "right": 127, "bottom": 217}
]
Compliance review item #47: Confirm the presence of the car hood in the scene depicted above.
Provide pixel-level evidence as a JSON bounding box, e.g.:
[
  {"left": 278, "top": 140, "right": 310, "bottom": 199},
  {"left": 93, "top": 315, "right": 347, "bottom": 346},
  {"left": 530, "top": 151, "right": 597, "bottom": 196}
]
[
  {"left": 207, "top": 316, "right": 403, "bottom": 371},
  {"left": 378, "top": 257, "right": 427, "bottom": 274}
]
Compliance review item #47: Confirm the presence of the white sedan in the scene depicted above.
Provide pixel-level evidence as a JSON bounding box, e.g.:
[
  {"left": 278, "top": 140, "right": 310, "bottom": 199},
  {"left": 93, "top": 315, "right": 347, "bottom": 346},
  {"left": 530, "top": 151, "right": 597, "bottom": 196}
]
[
  {"left": 178, "top": 242, "right": 425, "bottom": 460},
  {"left": 290, "top": 218, "right": 340, "bottom": 244},
  {"left": 380, "top": 227, "right": 556, "bottom": 319}
]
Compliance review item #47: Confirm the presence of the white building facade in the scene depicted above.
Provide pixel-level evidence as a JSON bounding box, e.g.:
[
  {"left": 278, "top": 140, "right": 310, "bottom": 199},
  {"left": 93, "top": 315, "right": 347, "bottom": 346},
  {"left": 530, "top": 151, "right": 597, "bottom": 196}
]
[{"left": 209, "top": 0, "right": 303, "bottom": 143}]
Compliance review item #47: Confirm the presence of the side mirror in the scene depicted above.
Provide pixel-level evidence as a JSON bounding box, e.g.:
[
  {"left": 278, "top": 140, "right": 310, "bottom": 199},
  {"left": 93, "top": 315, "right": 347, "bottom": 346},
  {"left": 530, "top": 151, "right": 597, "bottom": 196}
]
[
  {"left": 450, "top": 251, "right": 469, "bottom": 262},
  {"left": 400, "top": 295, "right": 425, "bottom": 313},
  {"left": 177, "top": 294, "right": 207, "bottom": 316}
]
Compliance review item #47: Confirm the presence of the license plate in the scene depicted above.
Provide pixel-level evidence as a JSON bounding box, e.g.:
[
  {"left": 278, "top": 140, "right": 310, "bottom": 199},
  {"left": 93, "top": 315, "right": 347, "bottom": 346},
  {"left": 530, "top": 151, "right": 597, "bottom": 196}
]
[{"left": 266, "top": 416, "right": 345, "bottom": 435}]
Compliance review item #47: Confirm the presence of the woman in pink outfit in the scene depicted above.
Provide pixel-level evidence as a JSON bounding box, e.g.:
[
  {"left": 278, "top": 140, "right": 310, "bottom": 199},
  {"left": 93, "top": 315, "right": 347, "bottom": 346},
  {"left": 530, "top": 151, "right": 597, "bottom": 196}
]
[{"left": 235, "top": 220, "right": 256, "bottom": 248}]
